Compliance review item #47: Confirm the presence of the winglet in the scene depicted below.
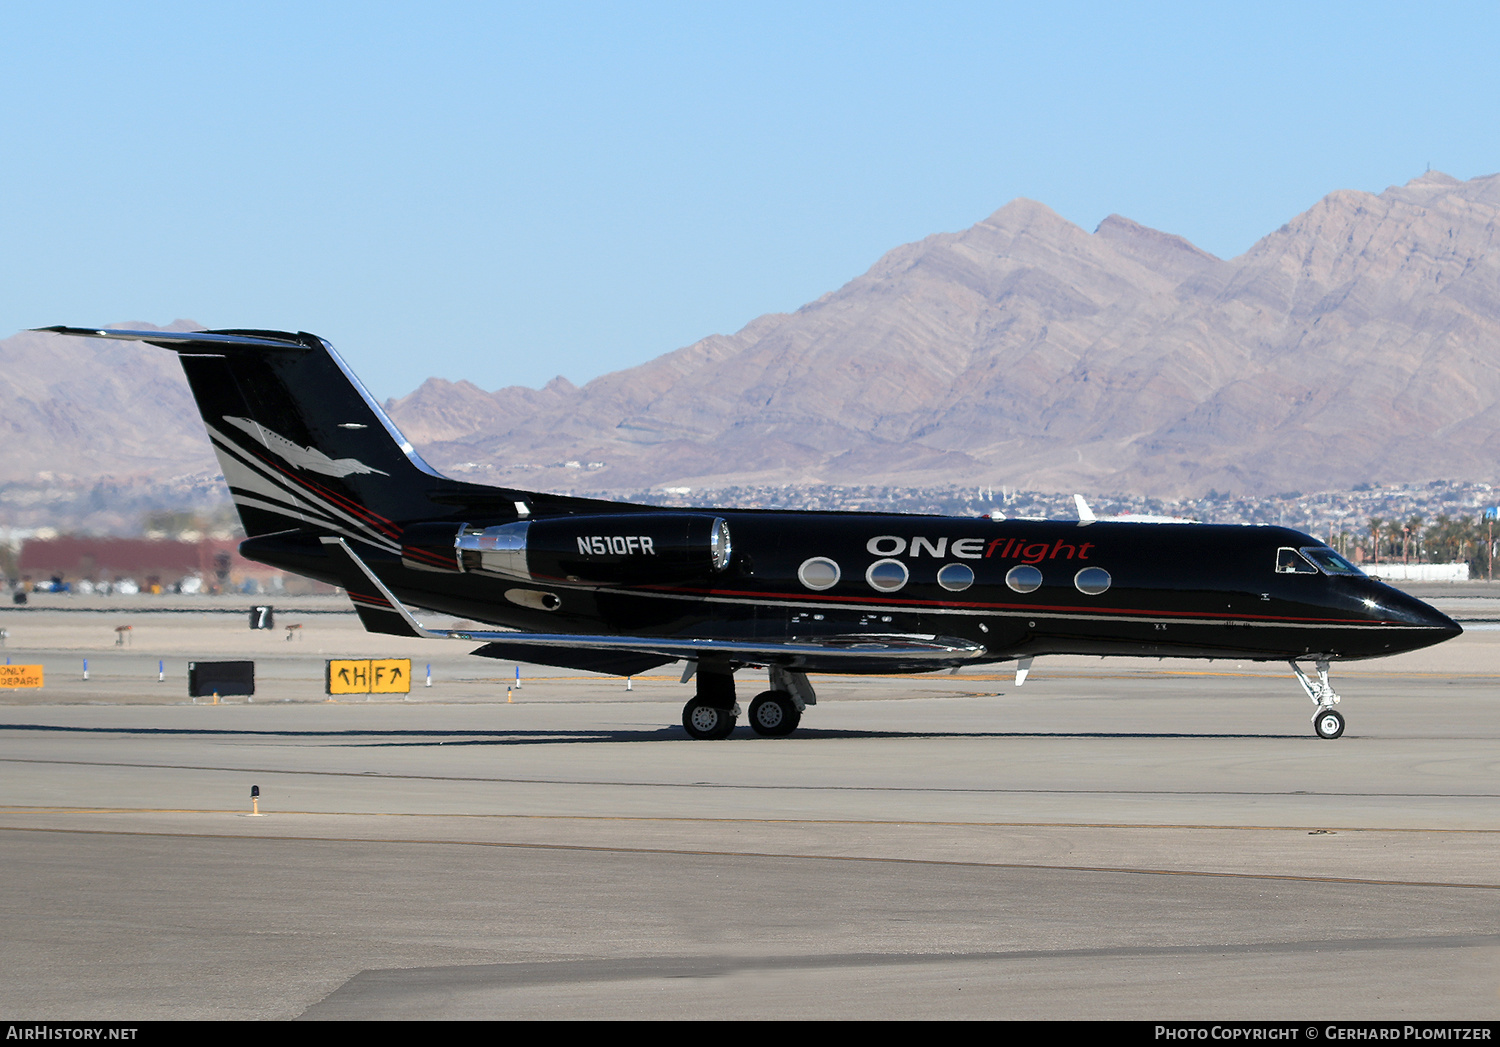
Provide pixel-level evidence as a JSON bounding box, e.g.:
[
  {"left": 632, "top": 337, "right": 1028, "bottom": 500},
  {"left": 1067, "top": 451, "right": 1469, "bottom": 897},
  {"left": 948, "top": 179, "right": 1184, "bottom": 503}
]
[{"left": 1074, "top": 494, "right": 1097, "bottom": 524}]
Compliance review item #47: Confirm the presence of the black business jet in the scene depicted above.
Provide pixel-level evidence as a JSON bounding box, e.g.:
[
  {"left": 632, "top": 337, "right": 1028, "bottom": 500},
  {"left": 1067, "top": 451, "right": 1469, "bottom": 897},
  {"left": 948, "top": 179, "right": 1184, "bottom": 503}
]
[{"left": 41, "top": 326, "right": 1461, "bottom": 740}]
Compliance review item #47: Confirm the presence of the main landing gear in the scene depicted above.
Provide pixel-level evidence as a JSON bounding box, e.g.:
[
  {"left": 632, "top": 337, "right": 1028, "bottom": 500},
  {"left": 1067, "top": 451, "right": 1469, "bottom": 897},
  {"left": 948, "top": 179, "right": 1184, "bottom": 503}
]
[
  {"left": 680, "top": 665, "right": 814, "bottom": 739},
  {"left": 1290, "top": 659, "right": 1345, "bottom": 739},
  {"left": 682, "top": 697, "right": 737, "bottom": 740},
  {"left": 681, "top": 668, "right": 738, "bottom": 739},
  {"left": 748, "top": 690, "right": 800, "bottom": 737}
]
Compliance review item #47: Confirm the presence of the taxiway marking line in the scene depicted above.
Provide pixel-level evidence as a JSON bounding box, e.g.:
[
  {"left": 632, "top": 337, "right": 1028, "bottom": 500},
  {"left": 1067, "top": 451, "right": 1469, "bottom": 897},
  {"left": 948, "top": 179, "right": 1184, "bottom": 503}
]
[
  {"left": 2, "top": 823, "right": 1496, "bottom": 891},
  {"left": 2, "top": 805, "right": 1498, "bottom": 835},
  {"left": 5, "top": 756, "right": 1500, "bottom": 800}
]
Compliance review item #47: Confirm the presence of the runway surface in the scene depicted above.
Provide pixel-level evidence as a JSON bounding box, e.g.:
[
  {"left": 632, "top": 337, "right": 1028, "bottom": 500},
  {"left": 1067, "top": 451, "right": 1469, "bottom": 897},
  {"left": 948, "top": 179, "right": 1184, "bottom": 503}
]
[{"left": 1, "top": 598, "right": 1497, "bottom": 1019}]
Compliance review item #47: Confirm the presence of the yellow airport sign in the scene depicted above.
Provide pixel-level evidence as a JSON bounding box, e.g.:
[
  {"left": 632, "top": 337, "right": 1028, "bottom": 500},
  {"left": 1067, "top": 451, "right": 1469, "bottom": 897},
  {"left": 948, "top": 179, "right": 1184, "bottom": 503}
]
[
  {"left": 326, "top": 658, "right": 411, "bottom": 695},
  {"left": 0, "top": 665, "right": 44, "bottom": 688},
  {"left": 369, "top": 658, "right": 411, "bottom": 693}
]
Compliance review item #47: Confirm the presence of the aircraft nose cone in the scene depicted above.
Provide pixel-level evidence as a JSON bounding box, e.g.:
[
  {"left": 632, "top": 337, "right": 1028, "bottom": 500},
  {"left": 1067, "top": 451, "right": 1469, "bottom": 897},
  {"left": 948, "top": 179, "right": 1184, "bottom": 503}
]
[
  {"left": 1379, "top": 588, "right": 1462, "bottom": 650},
  {"left": 1418, "top": 607, "right": 1464, "bottom": 641},
  {"left": 1399, "top": 593, "right": 1461, "bottom": 631}
]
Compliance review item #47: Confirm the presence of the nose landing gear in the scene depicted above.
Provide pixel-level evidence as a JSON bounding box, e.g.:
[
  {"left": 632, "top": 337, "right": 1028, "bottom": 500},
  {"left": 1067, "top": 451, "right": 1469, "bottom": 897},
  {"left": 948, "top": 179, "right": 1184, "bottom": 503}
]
[{"left": 1290, "top": 659, "right": 1345, "bottom": 739}]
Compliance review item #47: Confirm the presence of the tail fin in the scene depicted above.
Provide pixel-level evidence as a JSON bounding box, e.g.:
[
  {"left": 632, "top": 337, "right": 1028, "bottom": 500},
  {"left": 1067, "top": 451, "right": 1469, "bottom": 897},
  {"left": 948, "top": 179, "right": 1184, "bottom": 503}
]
[
  {"left": 37, "top": 326, "right": 617, "bottom": 546},
  {"left": 41, "top": 327, "right": 451, "bottom": 546}
]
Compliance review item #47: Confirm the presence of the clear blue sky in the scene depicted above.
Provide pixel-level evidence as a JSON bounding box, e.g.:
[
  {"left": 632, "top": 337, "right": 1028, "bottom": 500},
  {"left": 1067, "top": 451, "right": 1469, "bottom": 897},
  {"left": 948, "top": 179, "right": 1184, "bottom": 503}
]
[{"left": 3, "top": 2, "right": 1497, "bottom": 399}]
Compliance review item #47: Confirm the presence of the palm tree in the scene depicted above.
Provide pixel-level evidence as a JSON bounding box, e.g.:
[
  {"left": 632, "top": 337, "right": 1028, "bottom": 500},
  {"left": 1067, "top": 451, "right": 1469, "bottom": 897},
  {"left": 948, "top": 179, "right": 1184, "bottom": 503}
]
[
  {"left": 1404, "top": 515, "right": 1424, "bottom": 563},
  {"left": 1384, "top": 519, "right": 1405, "bottom": 564},
  {"left": 1425, "top": 515, "right": 1457, "bottom": 563}
]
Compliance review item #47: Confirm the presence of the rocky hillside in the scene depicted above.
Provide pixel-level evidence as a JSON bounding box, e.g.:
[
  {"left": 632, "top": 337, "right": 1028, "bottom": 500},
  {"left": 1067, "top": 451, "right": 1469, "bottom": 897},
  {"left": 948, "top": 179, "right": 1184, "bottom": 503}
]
[
  {"left": 386, "top": 171, "right": 1500, "bottom": 498},
  {"left": 0, "top": 320, "right": 214, "bottom": 485}
]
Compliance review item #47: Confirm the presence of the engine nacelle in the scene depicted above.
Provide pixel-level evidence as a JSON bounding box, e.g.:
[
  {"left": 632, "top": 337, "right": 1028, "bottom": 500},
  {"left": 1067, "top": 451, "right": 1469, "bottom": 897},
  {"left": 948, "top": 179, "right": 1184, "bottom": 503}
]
[
  {"left": 456, "top": 513, "right": 733, "bottom": 587},
  {"left": 400, "top": 521, "right": 465, "bottom": 573}
]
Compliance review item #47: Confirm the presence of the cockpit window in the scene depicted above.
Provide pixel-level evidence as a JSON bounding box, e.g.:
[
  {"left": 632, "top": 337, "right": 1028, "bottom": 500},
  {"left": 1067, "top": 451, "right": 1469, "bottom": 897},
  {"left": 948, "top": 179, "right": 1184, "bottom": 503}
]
[
  {"left": 1275, "top": 547, "right": 1318, "bottom": 574},
  {"left": 1301, "top": 547, "right": 1365, "bottom": 577}
]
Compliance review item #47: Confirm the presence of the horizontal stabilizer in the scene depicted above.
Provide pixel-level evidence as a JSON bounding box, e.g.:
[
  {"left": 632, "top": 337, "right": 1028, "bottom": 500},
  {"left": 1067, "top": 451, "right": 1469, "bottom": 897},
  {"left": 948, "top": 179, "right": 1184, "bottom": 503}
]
[{"left": 34, "top": 326, "right": 311, "bottom": 352}]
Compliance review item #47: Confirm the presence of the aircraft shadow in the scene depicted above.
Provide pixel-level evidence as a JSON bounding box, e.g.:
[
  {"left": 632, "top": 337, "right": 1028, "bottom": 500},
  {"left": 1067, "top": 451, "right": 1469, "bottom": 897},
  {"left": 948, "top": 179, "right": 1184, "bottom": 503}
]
[{"left": 0, "top": 722, "right": 1302, "bottom": 745}]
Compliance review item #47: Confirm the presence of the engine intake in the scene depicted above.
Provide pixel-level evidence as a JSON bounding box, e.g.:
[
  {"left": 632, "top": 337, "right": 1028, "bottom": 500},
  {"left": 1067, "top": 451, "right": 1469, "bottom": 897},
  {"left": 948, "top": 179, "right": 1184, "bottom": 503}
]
[{"left": 400, "top": 521, "right": 465, "bottom": 573}]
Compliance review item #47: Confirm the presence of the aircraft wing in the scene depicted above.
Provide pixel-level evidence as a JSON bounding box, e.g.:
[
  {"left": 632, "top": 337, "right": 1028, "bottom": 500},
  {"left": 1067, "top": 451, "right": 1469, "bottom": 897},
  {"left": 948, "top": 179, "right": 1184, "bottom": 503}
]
[
  {"left": 320, "top": 537, "right": 989, "bottom": 673},
  {"left": 449, "top": 630, "right": 989, "bottom": 669}
]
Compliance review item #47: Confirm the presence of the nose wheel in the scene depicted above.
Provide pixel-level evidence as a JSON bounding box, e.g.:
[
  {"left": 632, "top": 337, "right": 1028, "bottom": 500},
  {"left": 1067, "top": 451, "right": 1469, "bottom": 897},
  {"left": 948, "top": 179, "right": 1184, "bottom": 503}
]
[
  {"left": 1313, "top": 708, "right": 1345, "bottom": 739},
  {"left": 1291, "top": 659, "right": 1346, "bottom": 740}
]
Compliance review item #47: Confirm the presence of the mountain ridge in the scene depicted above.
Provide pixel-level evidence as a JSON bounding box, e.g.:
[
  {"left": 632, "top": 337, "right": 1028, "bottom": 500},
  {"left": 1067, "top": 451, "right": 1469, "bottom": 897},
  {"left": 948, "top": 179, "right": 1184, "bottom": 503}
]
[
  {"left": 4, "top": 172, "right": 1499, "bottom": 506},
  {"left": 383, "top": 170, "right": 1500, "bottom": 498}
]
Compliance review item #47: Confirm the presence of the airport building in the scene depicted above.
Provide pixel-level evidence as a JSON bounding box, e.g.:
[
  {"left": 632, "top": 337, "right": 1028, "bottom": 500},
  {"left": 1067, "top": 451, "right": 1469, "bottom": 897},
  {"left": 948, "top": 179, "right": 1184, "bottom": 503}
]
[{"left": 14, "top": 535, "right": 286, "bottom": 593}]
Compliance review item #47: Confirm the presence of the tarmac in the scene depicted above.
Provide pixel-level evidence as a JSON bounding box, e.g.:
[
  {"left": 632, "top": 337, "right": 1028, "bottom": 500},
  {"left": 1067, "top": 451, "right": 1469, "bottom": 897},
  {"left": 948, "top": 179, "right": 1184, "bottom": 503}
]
[{"left": 1, "top": 592, "right": 1497, "bottom": 1019}]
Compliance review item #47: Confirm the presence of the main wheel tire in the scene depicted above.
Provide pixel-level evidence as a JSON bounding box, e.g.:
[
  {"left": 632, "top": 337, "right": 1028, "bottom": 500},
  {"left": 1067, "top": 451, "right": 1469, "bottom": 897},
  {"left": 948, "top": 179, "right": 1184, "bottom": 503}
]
[
  {"left": 682, "top": 698, "right": 736, "bottom": 739},
  {"left": 748, "top": 690, "right": 801, "bottom": 737},
  {"left": 1314, "top": 708, "right": 1345, "bottom": 740}
]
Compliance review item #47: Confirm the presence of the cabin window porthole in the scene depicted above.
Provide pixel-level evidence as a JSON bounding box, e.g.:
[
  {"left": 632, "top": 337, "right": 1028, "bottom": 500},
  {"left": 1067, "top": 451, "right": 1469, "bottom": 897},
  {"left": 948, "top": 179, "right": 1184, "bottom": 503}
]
[
  {"left": 1005, "top": 565, "right": 1042, "bottom": 593},
  {"left": 1075, "top": 567, "right": 1111, "bottom": 595},
  {"left": 798, "top": 557, "right": 841, "bottom": 591},
  {"left": 865, "top": 558, "right": 909, "bottom": 592},
  {"left": 937, "top": 563, "right": 975, "bottom": 592}
]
